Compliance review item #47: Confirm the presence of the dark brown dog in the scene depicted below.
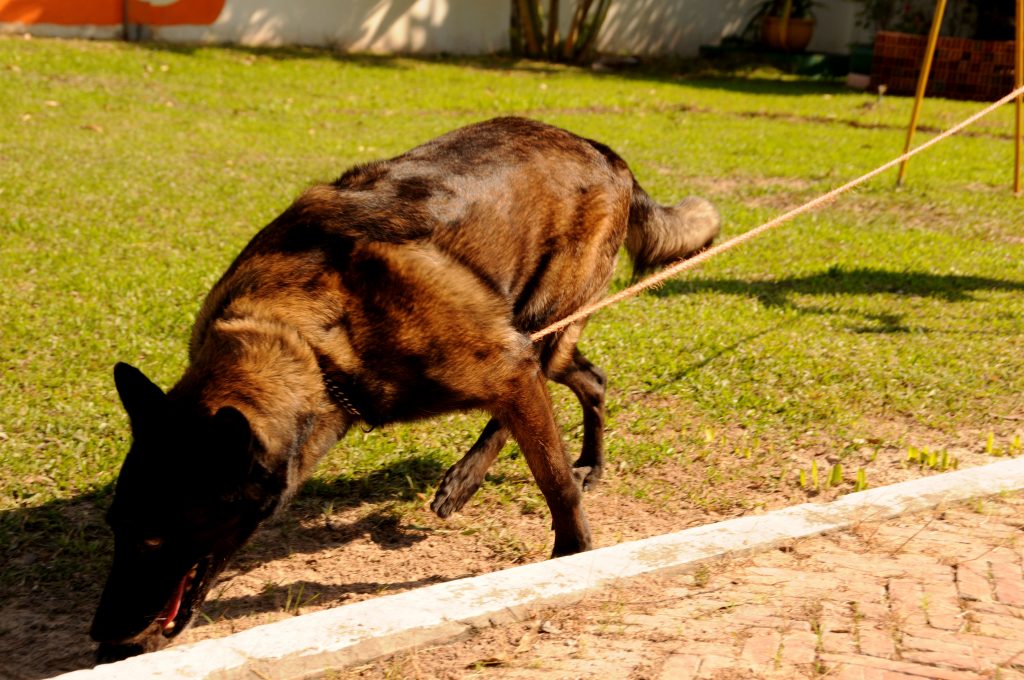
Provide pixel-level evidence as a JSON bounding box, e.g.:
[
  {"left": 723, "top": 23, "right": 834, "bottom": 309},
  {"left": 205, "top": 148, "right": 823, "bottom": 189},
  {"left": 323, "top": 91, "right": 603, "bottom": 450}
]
[{"left": 90, "top": 116, "right": 720, "bottom": 662}]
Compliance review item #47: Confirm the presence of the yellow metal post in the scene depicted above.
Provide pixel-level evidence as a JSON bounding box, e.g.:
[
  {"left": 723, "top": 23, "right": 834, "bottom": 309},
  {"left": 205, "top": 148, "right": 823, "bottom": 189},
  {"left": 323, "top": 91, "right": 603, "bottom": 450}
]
[
  {"left": 897, "top": 0, "right": 948, "bottom": 186},
  {"left": 1015, "top": 0, "right": 1023, "bottom": 195}
]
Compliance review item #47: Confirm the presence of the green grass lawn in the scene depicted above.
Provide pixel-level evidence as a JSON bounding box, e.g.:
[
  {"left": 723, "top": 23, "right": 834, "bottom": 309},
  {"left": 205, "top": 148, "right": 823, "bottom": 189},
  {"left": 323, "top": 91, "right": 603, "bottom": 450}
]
[{"left": 2, "top": 38, "right": 1023, "bottom": 588}]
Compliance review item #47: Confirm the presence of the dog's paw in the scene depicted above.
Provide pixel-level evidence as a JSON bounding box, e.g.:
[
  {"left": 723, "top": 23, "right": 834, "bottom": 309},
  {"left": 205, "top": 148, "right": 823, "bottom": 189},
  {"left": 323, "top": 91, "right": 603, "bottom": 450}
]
[
  {"left": 430, "top": 465, "right": 482, "bottom": 519},
  {"left": 550, "top": 530, "right": 593, "bottom": 558},
  {"left": 573, "top": 464, "right": 603, "bottom": 491}
]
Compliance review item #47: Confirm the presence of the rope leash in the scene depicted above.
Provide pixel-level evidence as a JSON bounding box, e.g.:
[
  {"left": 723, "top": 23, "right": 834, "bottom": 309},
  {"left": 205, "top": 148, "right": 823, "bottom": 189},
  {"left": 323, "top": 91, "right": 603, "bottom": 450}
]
[{"left": 531, "top": 84, "right": 1024, "bottom": 342}]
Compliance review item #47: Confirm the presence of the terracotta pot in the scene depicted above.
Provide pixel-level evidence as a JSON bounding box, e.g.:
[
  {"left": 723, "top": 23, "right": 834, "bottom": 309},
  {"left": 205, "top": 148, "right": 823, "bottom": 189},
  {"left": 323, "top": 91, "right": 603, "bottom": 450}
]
[{"left": 761, "top": 16, "right": 815, "bottom": 52}]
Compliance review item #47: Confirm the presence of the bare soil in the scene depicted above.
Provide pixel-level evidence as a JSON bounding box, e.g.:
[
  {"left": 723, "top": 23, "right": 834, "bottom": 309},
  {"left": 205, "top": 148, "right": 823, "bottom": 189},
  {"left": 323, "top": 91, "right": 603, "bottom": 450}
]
[{"left": 0, "top": 424, "right": 1017, "bottom": 680}]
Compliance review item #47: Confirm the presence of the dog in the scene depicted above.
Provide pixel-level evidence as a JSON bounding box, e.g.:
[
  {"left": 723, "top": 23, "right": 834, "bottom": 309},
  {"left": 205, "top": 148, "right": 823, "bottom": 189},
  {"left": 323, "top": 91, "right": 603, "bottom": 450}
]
[{"left": 89, "top": 116, "right": 720, "bottom": 662}]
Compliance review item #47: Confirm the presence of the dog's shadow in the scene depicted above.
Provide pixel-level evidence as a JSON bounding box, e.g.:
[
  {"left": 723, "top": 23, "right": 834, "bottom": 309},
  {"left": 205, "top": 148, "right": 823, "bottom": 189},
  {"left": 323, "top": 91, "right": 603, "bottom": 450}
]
[
  {"left": 0, "top": 454, "right": 451, "bottom": 679},
  {"left": 244, "top": 453, "right": 451, "bottom": 559}
]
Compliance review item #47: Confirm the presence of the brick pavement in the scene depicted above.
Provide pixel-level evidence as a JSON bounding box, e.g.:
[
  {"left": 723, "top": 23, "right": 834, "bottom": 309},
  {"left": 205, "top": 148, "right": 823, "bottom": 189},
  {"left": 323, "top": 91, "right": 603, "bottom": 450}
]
[{"left": 342, "top": 492, "right": 1024, "bottom": 679}]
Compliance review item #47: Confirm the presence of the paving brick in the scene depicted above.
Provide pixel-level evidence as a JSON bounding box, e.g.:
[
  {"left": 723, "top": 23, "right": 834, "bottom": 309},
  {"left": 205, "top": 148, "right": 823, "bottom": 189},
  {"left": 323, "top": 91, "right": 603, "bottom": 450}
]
[
  {"left": 887, "top": 579, "right": 929, "bottom": 627},
  {"left": 832, "top": 664, "right": 886, "bottom": 680},
  {"left": 966, "top": 599, "right": 1022, "bottom": 618},
  {"left": 695, "top": 654, "right": 737, "bottom": 679},
  {"left": 853, "top": 601, "right": 890, "bottom": 620},
  {"left": 881, "top": 671, "right": 945, "bottom": 680},
  {"left": 901, "top": 628, "right": 1024, "bottom": 660},
  {"left": 925, "top": 608, "right": 966, "bottom": 631},
  {"left": 744, "top": 566, "right": 815, "bottom": 580},
  {"left": 813, "top": 554, "right": 907, "bottom": 578},
  {"left": 946, "top": 514, "right": 1020, "bottom": 535},
  {"left": 658, "top": 653, "right": 702, "bottom": 680},
  {"left": 988, "top": 546, "right": 1021, "bottom": 564},
  {"left": 890, "top": 553, "right": 955, "bottom": 574},
  {"left": 969, "top": 610, "right": 1024, "bottom": 637},
  {"left": 829, "top": 660, "right": 937, "bottom": 680},
  {"left": 920, "top": 578, "right": 965, "bottom": 631},
  {"left": 899, "top": 648, "right": 992, "bottom": 673},
  {"left": 955, "top": 562, "right": 992, "bottom": 602},
  {"left": 683, "top": 621, "right": 747, "bottom": 643},
  {"left": 875, "top": 527, "right": 980, "bottom": 548},
  {"left": 729, "top": 609, "right": 813, "bottom": 631},
  {"left": 994, "top": 667, "right": 1024, "bottom": 680},
  {"left": 779, "top": 630, "right": 818, "bottom": 665},
  {"left": 992, "top": 560, "right": 1024, "bottom": 606},
  {"left": 621, "top": 613, "right": 681, "bottom": 628},
  {"left": 672, "top": 641, "right": 736, "bottom": 658},
  {"left": 819, "top": 652, "right": 986, "bottom": 680},
  {"left": 857, "top": 626, "right": 896, "bottom": 659},
  {"left": 820, "top": 600, "right": 854, "bottom": 633},
  {"left": 739, "top": 579, "right": 887, "bottom": 602},
  {"left": 822, "top": 632, "right": 858, "bottom": 654},
  {"left": 831, "top": 569, "right": 890, "bottom": 589},
  {"left": 740, "top": 628, "right": 782, "bottom": 669}
]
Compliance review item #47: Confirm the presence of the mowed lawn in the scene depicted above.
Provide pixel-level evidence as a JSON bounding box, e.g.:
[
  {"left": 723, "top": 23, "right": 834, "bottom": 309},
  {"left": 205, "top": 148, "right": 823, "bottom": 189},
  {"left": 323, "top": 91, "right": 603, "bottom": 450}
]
[{"left": 2, "top": 37, "right": 1023, "bottom": 594}]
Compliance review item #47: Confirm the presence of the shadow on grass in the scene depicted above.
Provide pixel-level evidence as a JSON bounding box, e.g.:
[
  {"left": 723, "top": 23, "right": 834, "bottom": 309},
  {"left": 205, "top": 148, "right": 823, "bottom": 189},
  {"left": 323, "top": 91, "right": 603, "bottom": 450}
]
[
  {"left": 132, "top": 40, "right": 845, "bottom": 95},
  {"left": 637, "top": 265, "right": 1024, "bottom": 390},
  {"left": 656, "top": 264, "right": 1024, "bottom": 311},
  {"left": 0, "top": 453, "right": 451, "bottom": 679},
  {"left": 133, "top": 40, "right": 563, "bottom": 74}
]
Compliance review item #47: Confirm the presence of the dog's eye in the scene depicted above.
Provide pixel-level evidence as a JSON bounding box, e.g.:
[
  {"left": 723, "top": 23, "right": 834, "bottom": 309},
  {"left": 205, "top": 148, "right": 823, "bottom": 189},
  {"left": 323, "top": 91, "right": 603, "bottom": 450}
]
[{"left": 142, "top": 537, "right": 163, "bottom": 549}]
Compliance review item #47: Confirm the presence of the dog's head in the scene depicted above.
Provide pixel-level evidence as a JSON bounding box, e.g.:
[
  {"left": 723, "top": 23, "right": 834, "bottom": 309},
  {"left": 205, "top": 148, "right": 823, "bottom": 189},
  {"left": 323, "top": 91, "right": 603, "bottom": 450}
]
[{"left": 90, "top": 363, "right": 285, "bottom": 663}]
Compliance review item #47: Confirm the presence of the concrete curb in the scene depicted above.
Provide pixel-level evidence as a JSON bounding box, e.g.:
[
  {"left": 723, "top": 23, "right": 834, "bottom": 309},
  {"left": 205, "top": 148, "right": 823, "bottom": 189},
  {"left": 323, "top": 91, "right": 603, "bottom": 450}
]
[{"left": 53, "top": 456, "right": 1024, "bottom": 680}]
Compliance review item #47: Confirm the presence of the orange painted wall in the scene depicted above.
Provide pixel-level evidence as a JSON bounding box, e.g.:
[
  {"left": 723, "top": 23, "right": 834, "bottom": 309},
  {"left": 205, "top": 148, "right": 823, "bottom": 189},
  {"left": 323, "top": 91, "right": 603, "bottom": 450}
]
[
  {"left": 0, "top": 0, "right": 121, "bottom": 25},
  {"left": 0, "top": 0, "right": 225, "bottom": 26},
  {"left": 128, "top": 0, "right": 226, "bottom": 26}
]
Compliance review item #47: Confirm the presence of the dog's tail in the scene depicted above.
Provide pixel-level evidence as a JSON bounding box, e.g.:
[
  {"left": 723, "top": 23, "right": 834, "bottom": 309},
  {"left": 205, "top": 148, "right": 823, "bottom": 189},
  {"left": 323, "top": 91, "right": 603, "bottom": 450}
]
[{"left": 625, "top": 179, "right": 721, "bottom": 278}]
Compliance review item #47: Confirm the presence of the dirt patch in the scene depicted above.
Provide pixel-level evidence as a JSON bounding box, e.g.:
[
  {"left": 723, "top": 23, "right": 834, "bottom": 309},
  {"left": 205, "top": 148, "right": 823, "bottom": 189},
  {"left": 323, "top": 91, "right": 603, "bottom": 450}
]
[{"left": 663, "top": 174, "right": 815, "bottom": 201}]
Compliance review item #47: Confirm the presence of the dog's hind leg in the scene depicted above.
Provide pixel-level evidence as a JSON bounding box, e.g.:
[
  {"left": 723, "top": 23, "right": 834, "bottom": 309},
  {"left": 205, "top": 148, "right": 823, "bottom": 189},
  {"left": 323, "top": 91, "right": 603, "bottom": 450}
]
[
  {"left": 554, "top": 347, "right": 606, "bottom": 490},
  {"left": 430, "top": 418, "right": 508, "bottom": 518},
  {"left": 495, "top": 365, "right": 592, "bottom": 557},
  {"left": 430, "top": 324, "right": 599, "bottom": 518},
  {"left": 535, "top": 324, "right": 607, "bottom": 490}
]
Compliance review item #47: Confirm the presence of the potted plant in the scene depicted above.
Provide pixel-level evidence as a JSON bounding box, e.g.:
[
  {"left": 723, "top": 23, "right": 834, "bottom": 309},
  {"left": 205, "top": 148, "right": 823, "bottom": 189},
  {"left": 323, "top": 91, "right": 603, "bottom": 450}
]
[{"left": 758, "top": 0, "right": 819, "bottom": 52}]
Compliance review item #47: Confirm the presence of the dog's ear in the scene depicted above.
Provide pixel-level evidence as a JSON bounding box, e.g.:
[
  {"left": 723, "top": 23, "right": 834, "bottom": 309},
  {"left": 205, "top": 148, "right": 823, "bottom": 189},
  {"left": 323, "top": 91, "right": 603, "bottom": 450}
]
[
  {"left": 212, "top": 406, "right": 252, "bottom": 453},
  {"left": 113, "top": 362, "right": 165, "bottom": 427},
  {"left": 211, "top": 406, "right": 285, "bottom": 511},
  {"left": 211, "top": 406, "right": 255, "bottom": 483}
]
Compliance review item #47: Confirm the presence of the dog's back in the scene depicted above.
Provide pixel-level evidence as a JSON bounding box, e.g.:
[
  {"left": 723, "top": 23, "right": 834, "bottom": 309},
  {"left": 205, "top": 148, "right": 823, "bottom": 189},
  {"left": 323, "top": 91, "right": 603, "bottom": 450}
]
[{"left": 196, "top": 117, "right": 634, "bottom": 347}]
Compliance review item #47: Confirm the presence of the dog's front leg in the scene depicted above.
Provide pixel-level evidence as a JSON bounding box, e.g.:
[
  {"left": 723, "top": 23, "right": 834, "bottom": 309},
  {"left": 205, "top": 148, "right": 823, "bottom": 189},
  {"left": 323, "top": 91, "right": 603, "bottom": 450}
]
[{"left": 495, "top": 367, "right": 592, "bottom": 558}]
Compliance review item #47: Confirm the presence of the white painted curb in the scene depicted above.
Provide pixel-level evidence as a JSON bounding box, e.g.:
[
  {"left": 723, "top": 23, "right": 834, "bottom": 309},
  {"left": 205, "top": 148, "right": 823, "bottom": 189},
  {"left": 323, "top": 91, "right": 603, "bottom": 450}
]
[{"left": 53, "top": 456, "right": 1024, "bottom": 680}]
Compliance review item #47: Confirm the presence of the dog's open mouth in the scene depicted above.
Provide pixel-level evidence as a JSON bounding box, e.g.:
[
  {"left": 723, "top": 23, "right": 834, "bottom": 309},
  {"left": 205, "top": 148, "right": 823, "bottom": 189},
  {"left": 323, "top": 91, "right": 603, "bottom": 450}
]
[
  {"left": 157, "top": 560, "right": 206, "bottom": 637},
  {"left": 93, "top": 558, "right": 214, "bottom": 663}
]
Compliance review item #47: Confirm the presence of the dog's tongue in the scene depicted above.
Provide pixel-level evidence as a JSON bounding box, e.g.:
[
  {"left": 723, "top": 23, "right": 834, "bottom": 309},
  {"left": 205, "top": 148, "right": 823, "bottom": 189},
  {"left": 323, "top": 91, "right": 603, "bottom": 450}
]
[{"left": 160, "top": 575, "right": 188, "bottom": 632}]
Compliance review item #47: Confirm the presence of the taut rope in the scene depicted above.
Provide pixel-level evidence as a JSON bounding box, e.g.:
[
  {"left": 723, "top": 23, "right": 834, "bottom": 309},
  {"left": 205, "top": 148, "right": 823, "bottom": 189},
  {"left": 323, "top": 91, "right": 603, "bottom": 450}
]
[{"left": 531, "top": 85, "right": 1024, "bottom": 342}]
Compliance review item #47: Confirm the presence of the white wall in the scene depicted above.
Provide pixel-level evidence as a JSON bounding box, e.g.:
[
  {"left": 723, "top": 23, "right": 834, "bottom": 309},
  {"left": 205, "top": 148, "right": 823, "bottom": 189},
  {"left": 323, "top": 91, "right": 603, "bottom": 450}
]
[
  {"left": 3, "top": 0, "right": 866, "bottom": 56},
  {"left": 599, "top": 0, "right": 759, "bottom": 55},
  {"left": 596, "top": 0, "right": 865, "bottom": 56},
  {"left": 153, "top": 0, "right": 509, "bottom": 53}
]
